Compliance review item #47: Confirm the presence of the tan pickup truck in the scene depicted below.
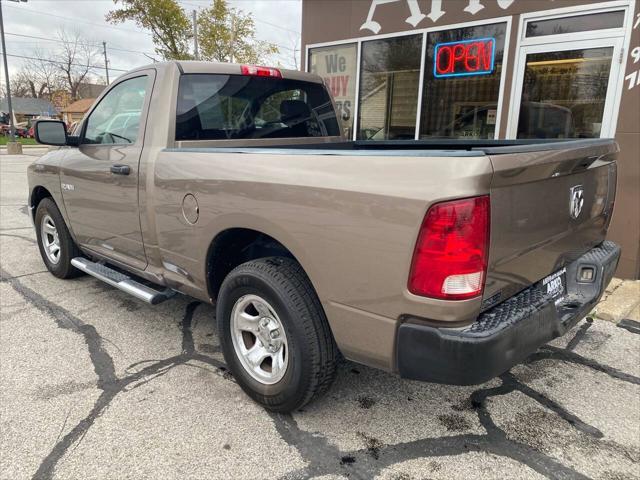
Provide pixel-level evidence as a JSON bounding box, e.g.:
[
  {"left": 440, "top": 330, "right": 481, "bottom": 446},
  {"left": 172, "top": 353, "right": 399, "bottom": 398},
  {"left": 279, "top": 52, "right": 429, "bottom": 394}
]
[{"left": 29, "top": 61, "right": 620, "bottom": 412}]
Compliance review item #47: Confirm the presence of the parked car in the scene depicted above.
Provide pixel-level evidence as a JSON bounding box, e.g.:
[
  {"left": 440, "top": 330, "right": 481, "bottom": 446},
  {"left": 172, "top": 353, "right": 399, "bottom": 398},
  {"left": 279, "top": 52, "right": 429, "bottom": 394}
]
[
  {"left": 1, "top": 122, "right": 29, "bottom": 138},
  {"left": 29, "top": 62, "right": 620, "bottom": 412}
]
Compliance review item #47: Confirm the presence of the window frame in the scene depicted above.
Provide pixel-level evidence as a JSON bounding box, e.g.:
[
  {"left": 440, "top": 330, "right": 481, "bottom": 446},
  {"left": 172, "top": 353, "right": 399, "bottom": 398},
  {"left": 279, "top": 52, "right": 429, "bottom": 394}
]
[
  {"left": 79, "top": 72, "right": 154, "bottom": 147},
  {"left": 519, "top": 2, "right": 631, "bottom": 46},
  {"left": 506, "top": 0, "right": 635, "bottom": 139},
  {"left": 356, "top": 32, "right": 423, "bottom": 141},
  {"left": 305, "top": 16, "right": 513, "bottom": 141},
  {"left": 307, "top": 42, "right": 359, "bottom": 138}
]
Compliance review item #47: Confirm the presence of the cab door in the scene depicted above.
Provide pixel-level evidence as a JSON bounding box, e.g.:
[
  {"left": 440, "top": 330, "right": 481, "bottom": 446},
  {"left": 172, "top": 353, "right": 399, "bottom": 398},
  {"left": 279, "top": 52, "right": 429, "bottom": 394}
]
[{"left": 60, "top": 71, "right": 155, "bottom": 270}]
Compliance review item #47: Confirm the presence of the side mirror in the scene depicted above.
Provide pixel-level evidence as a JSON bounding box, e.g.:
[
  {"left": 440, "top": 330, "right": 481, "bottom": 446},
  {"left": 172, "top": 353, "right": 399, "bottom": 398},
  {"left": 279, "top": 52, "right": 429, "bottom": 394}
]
[{"left": 34, "top": 120, "right": 70, "bottom": 147}]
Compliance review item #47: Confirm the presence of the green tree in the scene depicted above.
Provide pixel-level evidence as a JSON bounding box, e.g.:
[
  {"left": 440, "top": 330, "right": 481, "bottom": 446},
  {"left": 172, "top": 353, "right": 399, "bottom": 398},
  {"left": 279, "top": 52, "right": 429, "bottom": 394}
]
[
  {"left": 106, "top": 0, "right": 279, "bottom": 64},
  {"left": 106, "top": 0, "right": 192, "bottom": 60},
  {"left": 196, "top": 0, "right": 278, "bottom": 64}
]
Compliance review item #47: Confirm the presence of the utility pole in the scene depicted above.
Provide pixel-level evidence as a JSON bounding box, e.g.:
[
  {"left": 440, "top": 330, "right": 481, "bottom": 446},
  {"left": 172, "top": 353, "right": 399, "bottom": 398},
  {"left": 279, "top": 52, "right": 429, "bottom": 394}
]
[
  {"left": 102, "top": 41, "right": 110, "bottom": 84},
  {"left": 192, "top": 10, "right": 199, "bottom": 60},
  {"left": 229, "top": 16, "right": 235, "bottom": 63},
  {"left": 1, "top": 0, "right": 15, "bottom": 146},
  {"left": 1, "top": 0, "right": 27, "bottom": 154}
]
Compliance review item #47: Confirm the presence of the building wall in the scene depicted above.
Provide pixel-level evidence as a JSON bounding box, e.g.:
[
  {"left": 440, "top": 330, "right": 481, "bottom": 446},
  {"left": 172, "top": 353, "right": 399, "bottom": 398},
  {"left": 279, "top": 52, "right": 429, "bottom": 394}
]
[{"left": 302, "top": 0, "right": 640, "bottom": 278}]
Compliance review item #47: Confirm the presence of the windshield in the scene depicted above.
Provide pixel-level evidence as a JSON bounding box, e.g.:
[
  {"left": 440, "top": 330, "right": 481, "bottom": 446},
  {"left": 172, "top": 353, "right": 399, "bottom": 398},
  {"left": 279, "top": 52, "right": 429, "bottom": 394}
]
[{"left": 176, "top": 74, "right": 340, "bottom": 141}]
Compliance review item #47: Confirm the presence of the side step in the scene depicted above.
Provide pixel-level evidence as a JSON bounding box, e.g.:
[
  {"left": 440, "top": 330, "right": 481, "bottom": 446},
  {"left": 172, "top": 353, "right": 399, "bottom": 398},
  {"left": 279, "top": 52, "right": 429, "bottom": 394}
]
[{"left": 71, "top": 257, "right": 175, "bottom": 305}]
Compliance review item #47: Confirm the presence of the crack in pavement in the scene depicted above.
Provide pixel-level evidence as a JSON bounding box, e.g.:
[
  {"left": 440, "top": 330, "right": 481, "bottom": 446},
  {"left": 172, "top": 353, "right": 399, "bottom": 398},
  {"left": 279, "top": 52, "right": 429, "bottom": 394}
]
[
  {"left": 0, "top": 231, "right": 36, "bottom": 244},
  {"left": 0, "top": 270, "right": 49, "bottom": 282},
  {"left": 617, "top": 319, "right": 640, "bottom": 335},
  {"left": 2, "top": 264, "right": 638, "bottom": 480},
  {"left": 274, "top": 323, "right": 639, "bottom": 480},
  {"left": 0, "top": 267, "right": 227, "bottom": 480}
]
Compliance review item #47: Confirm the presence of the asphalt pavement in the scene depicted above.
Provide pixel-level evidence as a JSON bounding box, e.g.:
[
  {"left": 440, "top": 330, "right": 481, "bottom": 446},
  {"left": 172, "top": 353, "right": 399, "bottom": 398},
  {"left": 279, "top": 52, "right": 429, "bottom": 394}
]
[{"left": 1, "top": 148, "right": 639, "bottom": 480}]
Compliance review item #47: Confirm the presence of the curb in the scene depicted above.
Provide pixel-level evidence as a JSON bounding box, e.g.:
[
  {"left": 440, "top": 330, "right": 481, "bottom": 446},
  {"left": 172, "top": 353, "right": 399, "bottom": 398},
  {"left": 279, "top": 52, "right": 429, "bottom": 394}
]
[{"left": 594, "top": 279, "right": 640, "bottom": 323}]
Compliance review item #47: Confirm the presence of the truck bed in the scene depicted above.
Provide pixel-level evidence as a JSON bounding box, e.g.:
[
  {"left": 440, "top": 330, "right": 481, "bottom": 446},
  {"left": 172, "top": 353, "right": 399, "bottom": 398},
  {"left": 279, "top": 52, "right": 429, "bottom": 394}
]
[{"left": 167, "top": 137, "right": 618, "bottom": 313}]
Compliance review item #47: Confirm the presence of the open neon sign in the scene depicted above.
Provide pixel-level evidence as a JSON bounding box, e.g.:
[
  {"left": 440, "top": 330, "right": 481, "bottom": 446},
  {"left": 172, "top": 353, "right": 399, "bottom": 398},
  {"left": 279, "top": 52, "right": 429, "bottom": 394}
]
[{"left": 434, "top": 37, "right": 496, "bottom": 78}]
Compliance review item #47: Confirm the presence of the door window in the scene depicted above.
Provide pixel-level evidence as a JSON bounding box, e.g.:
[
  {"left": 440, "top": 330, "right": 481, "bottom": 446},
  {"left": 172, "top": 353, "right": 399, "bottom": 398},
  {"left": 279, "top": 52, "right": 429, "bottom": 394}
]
[
  {"left": 516, "top": 47, "right": 614, "bottom": 139},
  {"left": 83, "top": 76, "right": 148, "bottom": 145},
  {"left": 525, "top": 11, "right": 624, "bottom": 38}
]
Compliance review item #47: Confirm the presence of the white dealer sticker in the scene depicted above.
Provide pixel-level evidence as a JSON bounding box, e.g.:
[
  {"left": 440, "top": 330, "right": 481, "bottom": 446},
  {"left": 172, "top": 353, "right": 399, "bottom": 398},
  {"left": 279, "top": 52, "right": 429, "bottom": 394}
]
[{"left": 541, "top": 267, "right": 567, "bottom": 300}]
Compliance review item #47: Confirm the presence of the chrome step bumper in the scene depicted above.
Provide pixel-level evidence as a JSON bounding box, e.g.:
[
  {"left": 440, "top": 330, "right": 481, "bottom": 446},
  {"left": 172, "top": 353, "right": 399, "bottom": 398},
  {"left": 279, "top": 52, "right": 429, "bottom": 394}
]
[{"left": 71, "top": 257, "right": 175, "bottom": 305}]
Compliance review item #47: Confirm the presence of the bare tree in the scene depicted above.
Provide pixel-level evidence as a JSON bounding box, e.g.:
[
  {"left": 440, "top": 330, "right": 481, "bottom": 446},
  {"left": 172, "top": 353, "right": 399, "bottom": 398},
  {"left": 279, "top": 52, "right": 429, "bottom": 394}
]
[
  {"left": 55, "top": 29, "right": 100, "bottom": 101},
  {"left": 8, "top": 49, "right": 66, "bottom": 100},
  {"left": 26, "top": 49, "right": 63, "bottom": 99},
  {"left": 8, "top": 71, "right": 37, "bottom": 98}
]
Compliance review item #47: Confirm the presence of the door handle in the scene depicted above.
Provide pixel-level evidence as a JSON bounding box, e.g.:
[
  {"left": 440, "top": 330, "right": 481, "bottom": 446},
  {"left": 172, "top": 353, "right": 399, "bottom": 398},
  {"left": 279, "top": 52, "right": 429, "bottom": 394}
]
[{"left": 110, "top": 164, "right": 130, "bottom": 175}]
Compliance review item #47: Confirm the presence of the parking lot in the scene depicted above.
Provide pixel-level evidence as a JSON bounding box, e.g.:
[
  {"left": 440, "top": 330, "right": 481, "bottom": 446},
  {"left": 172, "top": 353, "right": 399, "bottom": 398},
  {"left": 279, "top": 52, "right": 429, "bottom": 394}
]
[{"left": 1, "top": 148, "right": 639, "bottom": 480}]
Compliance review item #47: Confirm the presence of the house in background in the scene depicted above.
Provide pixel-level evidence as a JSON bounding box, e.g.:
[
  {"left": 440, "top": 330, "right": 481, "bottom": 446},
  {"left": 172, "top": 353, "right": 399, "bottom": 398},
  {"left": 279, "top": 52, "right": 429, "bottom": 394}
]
[
  {"left": 51, "top": 83, "right": 106, "bottom": 112},
  {"left": 61, "top": 98, "right": 96, "bottom": 125},
  {"left": 0, "top": 97, "right": 59, "bottom": 124},
  {"left": 77, "top": 83, "right": 106, "bottom": 99}
]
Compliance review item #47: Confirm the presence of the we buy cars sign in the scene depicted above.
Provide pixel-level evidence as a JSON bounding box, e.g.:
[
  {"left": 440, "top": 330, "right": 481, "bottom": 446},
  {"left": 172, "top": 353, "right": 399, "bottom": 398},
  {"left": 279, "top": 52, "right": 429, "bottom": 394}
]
[{"left": 309, "top": 44, "right": 357, "bottom": 125}]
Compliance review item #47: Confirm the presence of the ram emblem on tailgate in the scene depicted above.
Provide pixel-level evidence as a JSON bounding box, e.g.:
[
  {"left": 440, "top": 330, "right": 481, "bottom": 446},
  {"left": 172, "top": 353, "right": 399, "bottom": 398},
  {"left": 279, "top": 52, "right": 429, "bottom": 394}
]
[{"left": 570, "top": 185, "right": 584, "bottom": 220}]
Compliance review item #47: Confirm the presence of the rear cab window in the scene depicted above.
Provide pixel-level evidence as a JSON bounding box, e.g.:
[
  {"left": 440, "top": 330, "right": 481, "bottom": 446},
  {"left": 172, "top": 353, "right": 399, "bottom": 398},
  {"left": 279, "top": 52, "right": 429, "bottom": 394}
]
[{"left": 175, "top": 74, "right": 340, "bottom": 141}]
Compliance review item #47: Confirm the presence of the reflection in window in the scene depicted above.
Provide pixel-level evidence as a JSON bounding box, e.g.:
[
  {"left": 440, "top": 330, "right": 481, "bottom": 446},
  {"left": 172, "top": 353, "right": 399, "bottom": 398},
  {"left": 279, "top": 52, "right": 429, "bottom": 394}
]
[
  {"left": 517, "top": 47, "right": 613, "bottom": 139},
  {"left": 308, "top": 44, "right": 357, "bottom": 138},
  {"left": 525, "top": 11, "right": 624, "bottom": 37},
  {"left": 420, "top": 23, "right": 507, "bottom": 140},
  {"left": 175, "top": 74, "right": 339, "bottom": 140},
  {"left": 357, "top": 35, "right": 422, "bottom": 140},
  {"left": 83, "top": 76, "right": 147, "bottom": 145}
]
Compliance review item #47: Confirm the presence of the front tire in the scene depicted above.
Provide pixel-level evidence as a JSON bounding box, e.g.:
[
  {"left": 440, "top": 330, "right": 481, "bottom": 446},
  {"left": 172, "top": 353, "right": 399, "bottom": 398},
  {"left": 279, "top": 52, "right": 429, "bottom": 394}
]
[
  {"left": 217, "top": 257, "right": 338, "bottom": 412},
  {"left": 34, "top": 198, "right": 82, "bottom": 279}
]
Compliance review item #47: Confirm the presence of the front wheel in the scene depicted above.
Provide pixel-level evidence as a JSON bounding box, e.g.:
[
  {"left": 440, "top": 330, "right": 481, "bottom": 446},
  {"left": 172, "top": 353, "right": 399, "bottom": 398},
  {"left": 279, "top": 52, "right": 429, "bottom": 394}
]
[
  {"left": 217, "top": 257, "right": 338, "bottom": 412},
  {"left": 34, "top": 198, "right": 82, "bottom": 279}
]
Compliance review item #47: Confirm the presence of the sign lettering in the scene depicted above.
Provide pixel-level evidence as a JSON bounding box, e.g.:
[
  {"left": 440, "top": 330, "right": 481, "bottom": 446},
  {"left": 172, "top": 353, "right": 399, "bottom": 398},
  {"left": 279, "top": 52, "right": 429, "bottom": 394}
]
[
  {"left": 360, "top": 0, "right": 518, "bottom": 33},
  {"left": 434, "top": 38, "right": 496, "bottom": 78},
  {"left": 309, "top": 45, "right": 357, "bottom": 127},
  {"left": 624, "top": 15, "right": 640, "bottom": 90}
]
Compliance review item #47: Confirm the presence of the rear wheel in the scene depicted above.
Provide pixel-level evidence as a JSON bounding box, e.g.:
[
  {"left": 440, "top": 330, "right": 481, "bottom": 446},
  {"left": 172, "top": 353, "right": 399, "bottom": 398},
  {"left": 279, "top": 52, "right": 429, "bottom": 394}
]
[
  {"left": 35, "top": 198, "right": 82, "bottom": 279},
  {"left": 217, "top": 257, "right": 338, "bottom": 412}
]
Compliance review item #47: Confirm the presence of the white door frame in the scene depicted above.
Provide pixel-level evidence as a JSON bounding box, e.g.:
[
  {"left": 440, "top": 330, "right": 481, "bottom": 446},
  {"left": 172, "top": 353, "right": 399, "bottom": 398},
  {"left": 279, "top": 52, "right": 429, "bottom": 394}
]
[
  {"left": 506, "top": 0, "right": 635, "bottom": 139},
  {"left": 506, "top": 37, "right": 625, "bottom": 139}
]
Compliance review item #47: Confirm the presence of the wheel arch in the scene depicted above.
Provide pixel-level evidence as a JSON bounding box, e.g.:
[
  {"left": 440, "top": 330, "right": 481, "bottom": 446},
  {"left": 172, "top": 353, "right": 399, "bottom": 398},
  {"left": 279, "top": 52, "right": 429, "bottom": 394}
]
[
  {"left": 205, "top": 227, "right": 319, "bottom": 303},
  {"left": 29, "top": 185, "right": 54, "bottom": 221}
]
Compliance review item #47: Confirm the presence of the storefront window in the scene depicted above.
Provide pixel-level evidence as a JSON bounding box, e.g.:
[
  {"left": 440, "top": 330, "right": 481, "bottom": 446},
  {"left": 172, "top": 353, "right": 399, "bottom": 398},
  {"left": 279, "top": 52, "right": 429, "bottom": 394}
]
[
  {"left": 420, "top": 23, "right": 507, "bottom": 139},
  {"left": 357, "top": 34, "right": 422, "bottom": 140},
  {"left": 525, "top": 11, "right": 624, "bottom": 37},
  {"left": 516, "top": 47, "right": 613, "bottom": 139},
  {"left": 308, "top": 44, "right": 357, "bottom": 138}
]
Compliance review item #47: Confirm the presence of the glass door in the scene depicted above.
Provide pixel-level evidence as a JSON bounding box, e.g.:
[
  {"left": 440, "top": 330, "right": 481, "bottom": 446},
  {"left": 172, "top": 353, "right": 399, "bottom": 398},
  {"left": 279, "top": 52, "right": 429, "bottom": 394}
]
[{"left": 508, "top": 38, "right": 624, "bottom": 139}]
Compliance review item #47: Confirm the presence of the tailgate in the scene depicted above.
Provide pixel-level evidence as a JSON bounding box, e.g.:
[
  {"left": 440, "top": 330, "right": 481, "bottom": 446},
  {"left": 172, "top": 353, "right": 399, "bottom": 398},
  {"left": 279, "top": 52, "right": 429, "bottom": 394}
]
[{"left": 482, "top": 139, "right": 618, "bottom": 309}]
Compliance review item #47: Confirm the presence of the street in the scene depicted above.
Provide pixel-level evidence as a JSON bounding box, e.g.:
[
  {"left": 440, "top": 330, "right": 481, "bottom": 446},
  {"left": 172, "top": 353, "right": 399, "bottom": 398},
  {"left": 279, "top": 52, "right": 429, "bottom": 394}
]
[{"left": 1, "top": 148, "right": 639, "bottom": 480}]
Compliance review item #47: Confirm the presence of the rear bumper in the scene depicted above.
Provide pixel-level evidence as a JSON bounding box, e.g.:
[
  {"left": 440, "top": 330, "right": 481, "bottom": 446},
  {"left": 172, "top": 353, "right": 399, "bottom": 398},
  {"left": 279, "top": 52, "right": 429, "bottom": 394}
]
[{"left": 396, "top": 241, "right": 620, "bottom": 385}]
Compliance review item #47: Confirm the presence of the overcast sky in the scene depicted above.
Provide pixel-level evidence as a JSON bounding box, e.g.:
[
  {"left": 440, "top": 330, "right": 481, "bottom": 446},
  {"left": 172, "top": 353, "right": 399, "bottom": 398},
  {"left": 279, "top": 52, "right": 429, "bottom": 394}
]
[{"left": 1, "top": 0, "right": 302, "bottom": 83}]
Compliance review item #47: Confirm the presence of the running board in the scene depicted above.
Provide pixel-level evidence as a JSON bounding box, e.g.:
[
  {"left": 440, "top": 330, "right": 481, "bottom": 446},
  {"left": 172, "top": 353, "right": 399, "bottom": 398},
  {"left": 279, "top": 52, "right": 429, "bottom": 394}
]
[{"left": 71, "top": 257, "right": 175, "bottom": 305}]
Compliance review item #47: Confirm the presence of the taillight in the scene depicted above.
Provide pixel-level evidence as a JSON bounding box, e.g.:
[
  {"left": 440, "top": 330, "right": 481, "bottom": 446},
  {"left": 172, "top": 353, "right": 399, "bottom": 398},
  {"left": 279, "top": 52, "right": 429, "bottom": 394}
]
[
  {"left": 408, "top": 196, "right": 490, "bottom": 300},
  {"left": 240, "top": 65, "right": 282, "bottom": 78}
]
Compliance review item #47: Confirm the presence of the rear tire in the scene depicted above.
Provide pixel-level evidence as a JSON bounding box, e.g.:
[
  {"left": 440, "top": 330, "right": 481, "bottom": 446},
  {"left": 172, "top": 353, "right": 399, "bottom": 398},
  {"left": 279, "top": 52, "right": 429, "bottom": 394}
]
[
  {"left": 217, "top": 257, "right": 338, "bottom": 412},
  {"left": 34, "top": 198, "right": 83, "bottom": 279}
]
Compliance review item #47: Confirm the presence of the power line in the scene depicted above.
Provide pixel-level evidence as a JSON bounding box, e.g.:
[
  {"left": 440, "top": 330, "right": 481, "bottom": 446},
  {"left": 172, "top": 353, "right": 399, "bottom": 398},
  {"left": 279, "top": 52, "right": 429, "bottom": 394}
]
[
  {"left": 5, "top": 32, "right": 156, "bottom": 56},
  {"left": 5, "top": 3, "right": 297, "bottom": 59},
  {"left": 2, "top": 52, "right": 130, "bottom": 73},
  {"left": 179, "top": 1, "right": 301, "bottom": 38},
  {"left": 3, "top": 3, "right": 153, "bottom": 37}
]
